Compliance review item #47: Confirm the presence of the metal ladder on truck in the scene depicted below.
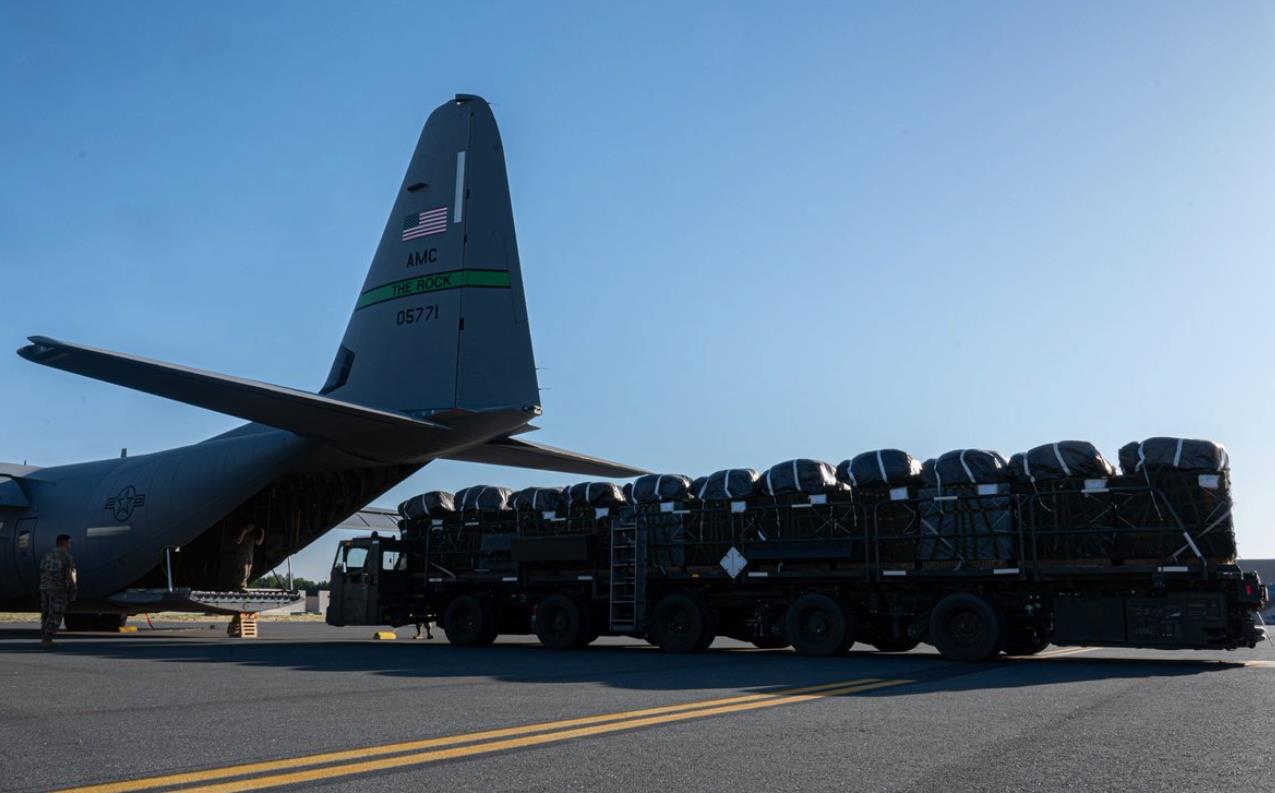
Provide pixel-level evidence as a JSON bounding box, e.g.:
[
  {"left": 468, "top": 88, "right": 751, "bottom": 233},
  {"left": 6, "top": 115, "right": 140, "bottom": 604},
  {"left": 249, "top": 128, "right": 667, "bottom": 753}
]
[{"left": 609, "top": 517, "right": 646, "bottom": 633}]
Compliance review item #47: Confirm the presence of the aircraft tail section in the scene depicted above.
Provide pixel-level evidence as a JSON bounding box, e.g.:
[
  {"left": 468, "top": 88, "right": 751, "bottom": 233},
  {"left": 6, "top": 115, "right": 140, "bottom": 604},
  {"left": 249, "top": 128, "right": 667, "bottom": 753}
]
[{"left": 322, "top": 94, "right": 540, "bottom": 419}]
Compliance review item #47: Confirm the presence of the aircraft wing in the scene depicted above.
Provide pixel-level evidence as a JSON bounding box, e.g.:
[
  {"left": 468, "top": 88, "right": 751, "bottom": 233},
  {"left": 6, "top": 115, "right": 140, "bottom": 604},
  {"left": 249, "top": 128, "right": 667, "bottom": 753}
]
[
  {"left": 17, "top": 336, "right": 454, "bottom": 457},
  {"left": 17, "top": 336, "right": 642, "bottom": 475},
  {"left": 444, "top": 437, "right": 647, "bottom": 477}
]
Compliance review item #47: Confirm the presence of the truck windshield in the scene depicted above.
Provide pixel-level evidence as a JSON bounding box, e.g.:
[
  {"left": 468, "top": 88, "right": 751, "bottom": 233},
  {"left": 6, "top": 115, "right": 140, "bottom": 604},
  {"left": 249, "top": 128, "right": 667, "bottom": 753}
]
[{"left": 335, "top": 544, "right": 369, "bottom": 573}]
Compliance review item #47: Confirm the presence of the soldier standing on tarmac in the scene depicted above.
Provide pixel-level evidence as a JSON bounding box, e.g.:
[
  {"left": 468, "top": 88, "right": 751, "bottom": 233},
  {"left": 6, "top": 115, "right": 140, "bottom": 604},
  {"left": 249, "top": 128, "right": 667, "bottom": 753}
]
[{"left": 39, "top": 534, "right": 77, "bottom": 649}]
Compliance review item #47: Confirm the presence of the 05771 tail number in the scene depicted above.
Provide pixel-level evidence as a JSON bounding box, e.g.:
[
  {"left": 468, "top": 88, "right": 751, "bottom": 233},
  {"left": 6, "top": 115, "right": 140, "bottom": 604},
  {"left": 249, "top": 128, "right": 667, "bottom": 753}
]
[{"left": 396, "top": 304, "right": 440, "bottom": 326}]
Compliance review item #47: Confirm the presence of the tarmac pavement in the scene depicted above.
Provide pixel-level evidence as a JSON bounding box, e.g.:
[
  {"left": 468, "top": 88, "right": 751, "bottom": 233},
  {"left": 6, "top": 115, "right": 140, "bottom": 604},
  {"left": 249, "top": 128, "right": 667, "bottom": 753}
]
[{"left": 1, "top": 620, "right": 1271, "bottom": 793}]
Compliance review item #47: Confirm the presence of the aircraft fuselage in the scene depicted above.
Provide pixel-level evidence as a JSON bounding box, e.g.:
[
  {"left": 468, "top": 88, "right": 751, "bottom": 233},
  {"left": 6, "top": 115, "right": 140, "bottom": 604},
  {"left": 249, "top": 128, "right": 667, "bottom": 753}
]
[{"left": 0, "top": 427, "right": 419, "bottom": 611}]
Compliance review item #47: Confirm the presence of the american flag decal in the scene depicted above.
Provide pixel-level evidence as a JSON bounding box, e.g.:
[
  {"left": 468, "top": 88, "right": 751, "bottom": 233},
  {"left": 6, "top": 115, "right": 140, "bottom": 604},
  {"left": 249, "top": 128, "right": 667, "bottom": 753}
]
[{"left": 401, "top": 206, "right": 449, "bottom": 242}]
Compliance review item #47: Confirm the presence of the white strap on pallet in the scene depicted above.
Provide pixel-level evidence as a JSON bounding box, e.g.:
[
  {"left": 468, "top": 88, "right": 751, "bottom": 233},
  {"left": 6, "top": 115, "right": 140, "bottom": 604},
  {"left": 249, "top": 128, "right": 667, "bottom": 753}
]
[
  {"left": 876, "top": 450, "right": 887, "bottom": 486},
  {"left": 1052, "top": 443, "right": 1072, "bottom": 477}
]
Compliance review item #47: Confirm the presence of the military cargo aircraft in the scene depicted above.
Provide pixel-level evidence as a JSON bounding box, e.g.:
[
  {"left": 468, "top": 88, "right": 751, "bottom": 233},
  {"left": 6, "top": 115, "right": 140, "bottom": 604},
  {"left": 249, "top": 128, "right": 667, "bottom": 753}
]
[{"left": 0, "top": 94, "right": 643, "bottom": 629}]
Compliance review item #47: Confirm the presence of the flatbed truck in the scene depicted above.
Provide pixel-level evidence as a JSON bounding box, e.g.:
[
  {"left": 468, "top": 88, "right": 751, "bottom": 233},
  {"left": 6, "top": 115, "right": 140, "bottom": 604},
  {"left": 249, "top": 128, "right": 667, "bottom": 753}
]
[{"left": 327, "top": 471, "right": 1267, "bottom": 661}]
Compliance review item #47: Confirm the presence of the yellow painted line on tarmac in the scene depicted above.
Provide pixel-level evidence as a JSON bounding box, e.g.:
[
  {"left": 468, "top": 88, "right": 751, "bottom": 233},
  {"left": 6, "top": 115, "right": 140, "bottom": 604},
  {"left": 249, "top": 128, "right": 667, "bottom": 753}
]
[{"left": 56, "top": 678, "right": 902, "bottom": 793}]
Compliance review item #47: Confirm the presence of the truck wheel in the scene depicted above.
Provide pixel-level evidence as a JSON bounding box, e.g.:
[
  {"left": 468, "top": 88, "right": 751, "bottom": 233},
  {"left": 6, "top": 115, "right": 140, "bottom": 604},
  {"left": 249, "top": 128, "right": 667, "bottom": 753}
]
[
  {"left": 785, "top": 594, "right": 855, "bottom": 657},
  {"left": 649, "top": 593, "right": 711, "bottom": 654},
  {"left": 929, "top": 594, "right": 1005, "bottom": 661},
  {"left": 1003, "top": 634, "right": 1050, "bottom": 656},
  {"left": 692, "top": 606, "right": 718, "bottom": 652},
  {"left": 443, "top": 595, "right": 498, "bottom": 647},
  {"left": 871, "top": 639, "right": 919, "bottom": 653},
  {"left": 534, "top": 594, "right": 590, "bottom": 650}
]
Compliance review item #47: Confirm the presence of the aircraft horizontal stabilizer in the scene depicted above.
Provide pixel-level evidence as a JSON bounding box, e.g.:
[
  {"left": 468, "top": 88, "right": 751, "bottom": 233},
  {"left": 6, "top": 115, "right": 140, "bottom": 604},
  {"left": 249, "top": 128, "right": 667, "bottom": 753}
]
[
  {"left": 444, "top": 437, "right": 647, "bottom": 478},
  {"left": 17, "top": 336, "right": 455, "bottom": 459}
]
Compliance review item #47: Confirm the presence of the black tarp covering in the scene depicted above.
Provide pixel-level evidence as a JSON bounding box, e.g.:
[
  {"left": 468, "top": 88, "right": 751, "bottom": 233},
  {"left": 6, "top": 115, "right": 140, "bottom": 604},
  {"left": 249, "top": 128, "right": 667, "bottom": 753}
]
[
  {"left": 397, "top": 491, "right": 454, "bottom": 520},
  {"left": 453, "top": 485, "right": 514, "bottom": 513},
  {"left": 511, "top": 487, "right": 566, "bottom": 512},
  {"left": 697, "top": 469, "right": 760, "bottom": 501},
  {"left": 1008, "top": 441, "right": 1115, "bottom": 482},
  {"left": 760, "top": 459, "right": 844, "bottom": 495},
  {"left": 1118, "top": 437, "right": 1230, "bottom": 474},
  {"left": 690, "top": 476, "right": 707, "bottom": 499},
  {"left": 632, "top": 474, "right": 694, "bottom": 504},
  {"left": 837, "top": 449, "right": 922, "bottom": 488},
  {"left": 566, "top": 481, "right": 627, "bottom": 506},
  {"left": 921, "top": 449, "right": 1010, "bottom": 487}
]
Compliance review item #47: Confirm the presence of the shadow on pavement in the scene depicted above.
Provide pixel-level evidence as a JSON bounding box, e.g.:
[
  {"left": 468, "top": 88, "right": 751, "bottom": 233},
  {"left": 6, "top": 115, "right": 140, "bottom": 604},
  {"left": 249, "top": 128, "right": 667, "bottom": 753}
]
[{"left": 0, "top": 623, "right": 1253, "bottom": 697}]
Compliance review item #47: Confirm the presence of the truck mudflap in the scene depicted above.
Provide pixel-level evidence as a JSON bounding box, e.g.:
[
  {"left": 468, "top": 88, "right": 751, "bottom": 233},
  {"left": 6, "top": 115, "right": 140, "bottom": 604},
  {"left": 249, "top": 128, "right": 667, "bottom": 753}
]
[{"left": 108, "top": 587, "right": 302, "bottom": 615}]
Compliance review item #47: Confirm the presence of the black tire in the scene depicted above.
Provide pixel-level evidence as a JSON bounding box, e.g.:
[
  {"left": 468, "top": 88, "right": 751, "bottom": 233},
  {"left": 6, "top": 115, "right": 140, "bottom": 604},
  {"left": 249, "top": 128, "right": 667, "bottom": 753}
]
[
  {"left": 750, "top": 636, "right": 790, "bottom": 650},
  {"left": 928, "top": 594, "right": 1006, "bottom": 661},
  {"left": 1003, "top": 633, "right": 1050, "bottom": 656},
  {"left": 63, "top": 614, "right": 126, "bottom": 632},
  {"left": 442, "top": 595, "right": 498, "bottom": 647},
  {"left": 533, "top": 594, "right": 591, "bottom": 650},
  {"left": 785, "top": 594, "right": 856, "bottom": 657},
  {"left": 692, "top": 606, "right": 718, "bottom": 652},
  {"left": 649, "top": 593, "right": 711, "bottom": 654},
  {"left": 871, "top": 638, "right": 920, "bottom": 653}
]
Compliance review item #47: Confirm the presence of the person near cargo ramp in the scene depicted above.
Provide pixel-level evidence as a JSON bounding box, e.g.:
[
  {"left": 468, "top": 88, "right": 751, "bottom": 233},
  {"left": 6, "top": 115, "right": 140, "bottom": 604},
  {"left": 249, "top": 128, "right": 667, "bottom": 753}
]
[
  {"left": 233, "top": 523, "right": 265, "bottom": 591},
  {"left": 38, "top": 533, "right": 77, "bottom": 648}
]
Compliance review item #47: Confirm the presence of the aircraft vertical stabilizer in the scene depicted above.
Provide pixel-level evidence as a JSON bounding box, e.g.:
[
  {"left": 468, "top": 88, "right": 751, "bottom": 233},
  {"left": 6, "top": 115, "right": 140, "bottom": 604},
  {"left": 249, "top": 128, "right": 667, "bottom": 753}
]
[{"left": 320, "top": 95, "right": 540, "bottom": 419}]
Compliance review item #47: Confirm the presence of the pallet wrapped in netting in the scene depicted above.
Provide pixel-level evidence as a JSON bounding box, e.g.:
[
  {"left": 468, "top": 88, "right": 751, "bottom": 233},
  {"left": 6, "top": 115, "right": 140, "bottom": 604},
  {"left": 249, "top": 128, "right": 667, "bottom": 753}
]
[
  {"left": 566, "top": 481, "right": 627, "bottom": 508},
  {"left": 510, "top": 488, "right": 570, "bottom": 537},
  {"left": 1008, "top": 441, "right": 1115, "bottom": 482},
  {"left": 1118, "top": 437, "right": 1229, "bottom": 475},
  {"left": 696, "top": 468, "right": 760, "bottom": 501},
  {"left": 511, "top": 487, "right": 566, "bottom": 512},
  {"left": 1014, "top": 479, "right": 1117, "bottom": 561},
  {"left": 425, "top": 508, "right": 519, "bottom": 575},
  {"left": 397, "top": 491, "right": 455, "bottom": 521},
  {"left": 759, "top": 459, "right": 846, "bottom": 495},
  {"left": 857, "top": 486, "right": 921, "bottom": 567},
  {"left": 638, "top": 508, "right": 689, "bottom": 569},
  {"left": 1107, "top": 472, "right": 1236, "bottom": 562},
  {"left": 743, "top": 498, "right": 865, "bottom": 565},
  {"left": 453, "top": 485, "right": 514, "bottom": 513},
  {"left": 836, "top": 449, "right": 922, "bottom": 488},
  {"left": 921, "top": 449, "right": 1010, "bottom": 488},
  {"left": 917, "top": 484, "right": 1016, "bottom": 564},
  {"left": 632, "top": 474, "right": 694, "bottom": 504}
]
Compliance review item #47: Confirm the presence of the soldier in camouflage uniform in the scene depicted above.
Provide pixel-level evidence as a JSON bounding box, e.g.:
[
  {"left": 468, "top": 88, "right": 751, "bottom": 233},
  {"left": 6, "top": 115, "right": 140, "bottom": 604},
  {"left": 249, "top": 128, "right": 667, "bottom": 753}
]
[
  {"left": 39, "top": 533, "right": 77, "bottom": 648},
  {"left": 234, "top": 524, "right": 265, "bottom": 591}
]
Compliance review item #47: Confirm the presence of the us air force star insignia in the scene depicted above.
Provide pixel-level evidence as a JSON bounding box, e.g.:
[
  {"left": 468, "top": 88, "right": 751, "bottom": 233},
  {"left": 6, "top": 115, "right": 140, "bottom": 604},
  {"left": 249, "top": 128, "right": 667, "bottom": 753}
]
[{"left": 112, "top": 486, "right": 137, "bottom": 521}]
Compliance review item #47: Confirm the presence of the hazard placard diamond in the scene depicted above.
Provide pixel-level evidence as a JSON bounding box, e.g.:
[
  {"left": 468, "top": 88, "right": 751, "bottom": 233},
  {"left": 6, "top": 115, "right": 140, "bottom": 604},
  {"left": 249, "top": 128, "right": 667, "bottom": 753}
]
[{"left": 720, "top": 546, "right": 747, "bottom": 578}]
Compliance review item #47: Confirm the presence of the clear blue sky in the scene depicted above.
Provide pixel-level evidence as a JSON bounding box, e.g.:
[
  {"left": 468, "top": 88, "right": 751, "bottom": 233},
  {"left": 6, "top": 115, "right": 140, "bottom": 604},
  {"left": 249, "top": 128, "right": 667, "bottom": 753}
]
[{"left": 3, "top": 3, "right": 1273, "bottom": 579}]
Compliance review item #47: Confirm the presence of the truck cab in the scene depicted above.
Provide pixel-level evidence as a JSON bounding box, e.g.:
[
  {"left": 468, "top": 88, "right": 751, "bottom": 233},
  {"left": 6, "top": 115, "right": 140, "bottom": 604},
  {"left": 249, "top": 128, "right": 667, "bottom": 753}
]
[{"left": 327, "top": 534, "right": 413, "bottom": 627}]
